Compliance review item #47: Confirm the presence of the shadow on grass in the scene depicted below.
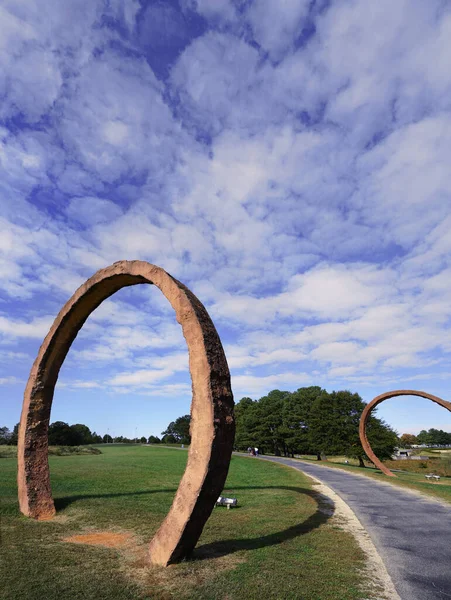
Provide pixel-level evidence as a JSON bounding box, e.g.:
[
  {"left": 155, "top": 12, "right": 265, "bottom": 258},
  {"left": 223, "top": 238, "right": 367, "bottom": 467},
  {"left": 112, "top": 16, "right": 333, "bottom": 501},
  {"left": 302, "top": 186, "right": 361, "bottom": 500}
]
[
  {"left": 54, "top": 484, "right": 334, "bottom": 558},
  {"left": 54, "top": 489, "right": 177, "bottom": 511},
  {"left": 194, "top": 485, "right": 333, "bottom": 559}
]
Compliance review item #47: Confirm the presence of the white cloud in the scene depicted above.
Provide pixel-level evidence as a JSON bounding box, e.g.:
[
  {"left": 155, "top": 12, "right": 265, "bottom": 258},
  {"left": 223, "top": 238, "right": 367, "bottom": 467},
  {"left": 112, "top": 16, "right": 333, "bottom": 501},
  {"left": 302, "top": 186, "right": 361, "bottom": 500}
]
[
  {"left": 128, "top": 382, "right": 192, "bottom": 397},
  {"left": 247, "top": 0, "right": 310, "bottom": 61},
  {"left": 58, "top": 50, "right": 178, "bottom": 184},
  {"left": 354, "top": 115, "right": 451, "bottom": 249},
  {"left": 171, "top": 33, "right": 261, "bottom": 137},
  {"left": 57, "top": 380, "right": 102, "bottom": 390},
  {"left": 138, "top": 2, "right": 190, "bottom": 51},
  {"left": 281, "top": 265, "right": 394, "bottom": 318},
  {"left": 231, "top": 372, "right": 312, "bottom": 398},
  {"left": 0, "top": 6, "right": 62, "bottom": 123},
  {"left": 71, "top": 320, "right": 186, "bottom": 365},
  {"left": 204, "top": 263, "right": 395, "bottom": 325},
  {"left": 0, "top": 316, "right": 53, "bottom": 340},
  {"left": 66, "top": 197, "right": 124, "bottom": 226},
  {"left": 1, "top": 0, "right": 451, "bottom": 437},
  {"left": 109, "top": 368, "right": 174, "bottom": 387},
  {"left": 182, "top": 0, "right": 236, "bottom": 21},
  {"left": 0, "top": 376, "right": 20, "bottom": 385}
]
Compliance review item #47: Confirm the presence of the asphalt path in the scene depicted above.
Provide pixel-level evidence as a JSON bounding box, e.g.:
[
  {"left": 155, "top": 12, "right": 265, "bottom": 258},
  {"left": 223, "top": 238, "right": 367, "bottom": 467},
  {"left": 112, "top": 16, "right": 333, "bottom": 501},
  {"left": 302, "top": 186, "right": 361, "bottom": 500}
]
[{"left": 259, "top": 456, "right": 451, "bottom": 600}]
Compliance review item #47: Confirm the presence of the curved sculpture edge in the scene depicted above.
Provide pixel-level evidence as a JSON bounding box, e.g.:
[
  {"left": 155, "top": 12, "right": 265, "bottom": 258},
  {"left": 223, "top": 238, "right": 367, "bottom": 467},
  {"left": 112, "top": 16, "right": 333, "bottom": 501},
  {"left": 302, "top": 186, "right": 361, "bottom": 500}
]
[
  {"left": 17, "top": 260, "right": 235, "bottom": 566},
  {"left": 359, "top": 389, "right": 451, "bottom": 477}
]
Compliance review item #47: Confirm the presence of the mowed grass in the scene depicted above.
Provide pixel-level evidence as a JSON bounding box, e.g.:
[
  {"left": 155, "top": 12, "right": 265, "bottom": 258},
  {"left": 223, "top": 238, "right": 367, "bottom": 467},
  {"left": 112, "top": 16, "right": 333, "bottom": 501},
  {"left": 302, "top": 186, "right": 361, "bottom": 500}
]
[
  {"left": 1, "top": 446, "right": 373, "bottom": 600},
  {"left": 0, "top": 445, "right": 101, "bottom": 458},
  {"left": 296, "top": 455, "right": 451, "bottom": 503}
]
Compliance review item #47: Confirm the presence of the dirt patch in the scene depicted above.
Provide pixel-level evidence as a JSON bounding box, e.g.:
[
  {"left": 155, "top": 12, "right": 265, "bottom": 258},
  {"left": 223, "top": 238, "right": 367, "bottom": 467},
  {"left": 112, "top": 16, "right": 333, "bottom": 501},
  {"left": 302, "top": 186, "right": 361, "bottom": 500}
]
[
  {"left": 62, "top": 528, "right": 246, "bottom": 598},
  {"left": 63, "top": 531, "right": 134, "bottom": 549},
  {"left": 141, "top": 553, "right": 246, "bottom": 597},
  {"left": 116, "top": 537, "right": 246, "bottom": 597}
]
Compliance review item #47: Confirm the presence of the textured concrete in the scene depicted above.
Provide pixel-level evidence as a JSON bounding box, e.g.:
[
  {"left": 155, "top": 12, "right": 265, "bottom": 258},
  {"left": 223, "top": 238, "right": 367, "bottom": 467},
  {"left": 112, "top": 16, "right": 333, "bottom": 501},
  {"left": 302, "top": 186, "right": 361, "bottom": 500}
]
[
  {"left": 360, "top": 390, "right": 451, "bottom": 477},
  {"left": 17, "top": 260, "right": 235, "bottom": 566},
  {"left": 263, "top": 456, "right": 451, "bottom": 600}
]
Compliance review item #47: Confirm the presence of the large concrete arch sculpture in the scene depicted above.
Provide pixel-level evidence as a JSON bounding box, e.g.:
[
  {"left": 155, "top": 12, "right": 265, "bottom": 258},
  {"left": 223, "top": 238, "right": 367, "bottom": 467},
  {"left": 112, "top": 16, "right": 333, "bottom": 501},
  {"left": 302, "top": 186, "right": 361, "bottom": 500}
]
[
  {"left": 18, "top": 260, "right": 235, "bottom": 566},
  {"left": 359, "top": 389, "right": 451, "bottom": 477}
]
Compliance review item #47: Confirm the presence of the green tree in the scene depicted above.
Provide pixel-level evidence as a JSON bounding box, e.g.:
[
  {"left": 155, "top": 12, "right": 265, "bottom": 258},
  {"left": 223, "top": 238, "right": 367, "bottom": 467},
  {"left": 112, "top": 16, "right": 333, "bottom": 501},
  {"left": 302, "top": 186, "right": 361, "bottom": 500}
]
[
  {"left": 308, "top": 390, "right": 398, "bottom": 466},
  {"left": 148, "top": 435, "right": 161, "bottom": 444},
  {"left": 102, "top": 434, "right": 113, "bottom": 443},
  {"left": 140, "top": 436, "right": 147, "bottom": 444},
  {"left": 161, "top": 434, "right": 177, "bottom": 444},
  {"left": 416, "top": 429, "right": 431, "bottom": 445},
  {"left": 282, "top": 387, "right": 324, "bottom": 456},
  {"left": 234, "top": 397, "right": 259, "bottom": 451},
  {"left": 233, "top": 386, "right": 398, "bottom": 465},
  {"left": 417, "top": 428, "right": 451, "bottom": 446},
  {"left": 10, "top": 423, "right": 19, "bottom": 445},
  {"left": 307, "top": 389, "right": 337, "bottom": 459},
  {"left": 161, "top": 415, "right": 191, "bottom": 444},
  {"left": 254, "top": 390, "right": 291, "bottom": 456},
  {"left": 364, "top": 416, "right": 398, "bottom": 463},
  {"left": 428, "top": 428, "right": 441, "bottom": 445},
  {"left": 70, "top": 424, "right": 93, "bottom": 445},
  {"left": 48, "top": 421, "right": 75, "bottom": 445},
  {"left": 431, "top": 429, "right": 451, "bottom": 445},
  {"left": 91, "top": 432, "right": 102, "bottom": 443},
  {"left": 332, "top": 390, "right": 366, "bottom": 461},
  {"left": 0, "top": 426, "right": 11, "bottom": 444},
  {"left": 399, "top": 433, "right": 418, "bottom": 448},
  {"left": 347, "top": 413, "right": 398, "bottom": 467}
]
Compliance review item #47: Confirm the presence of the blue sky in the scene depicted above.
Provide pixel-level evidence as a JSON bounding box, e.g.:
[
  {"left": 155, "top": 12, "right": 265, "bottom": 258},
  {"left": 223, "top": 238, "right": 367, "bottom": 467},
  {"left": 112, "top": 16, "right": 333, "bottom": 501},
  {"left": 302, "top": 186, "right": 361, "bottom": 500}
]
[{"left": 1, "top": 0, "right": 451, "bottom": 439}]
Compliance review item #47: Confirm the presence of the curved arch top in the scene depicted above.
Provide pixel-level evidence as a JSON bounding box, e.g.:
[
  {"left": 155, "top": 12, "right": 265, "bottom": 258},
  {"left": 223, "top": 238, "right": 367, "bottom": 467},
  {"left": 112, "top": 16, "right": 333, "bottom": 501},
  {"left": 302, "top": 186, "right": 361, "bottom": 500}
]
[
  {"left": 359, "top": 389, "right": 451, "bottom": 477},
  {"left": 17, "top": 260, "right": 235, "bottom": 566}
]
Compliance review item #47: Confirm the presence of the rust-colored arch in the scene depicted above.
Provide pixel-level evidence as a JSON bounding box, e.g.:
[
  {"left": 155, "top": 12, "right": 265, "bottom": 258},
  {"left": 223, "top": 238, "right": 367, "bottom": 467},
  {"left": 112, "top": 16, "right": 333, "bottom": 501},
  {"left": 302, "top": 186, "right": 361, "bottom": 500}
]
[
  {"left": 17, "top": 260, "right": 235, "bottom": 566},
  {"left": 359, "top": 389, "right": 451, "bottom": 477}
]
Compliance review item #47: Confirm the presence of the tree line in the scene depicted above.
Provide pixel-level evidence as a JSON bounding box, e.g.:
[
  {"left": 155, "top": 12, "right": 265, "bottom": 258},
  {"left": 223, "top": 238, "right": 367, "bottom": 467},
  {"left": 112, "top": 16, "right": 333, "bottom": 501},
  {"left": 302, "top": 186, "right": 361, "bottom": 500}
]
[
  {"left": 234, "top": 387, "right": 398, "bottom": 466},
  {"left": 0, "top": 422, "right": 106, "bottom": 446},
  {"left": 3, "top": 389, "right": 449, "bottom": 462},
  {"left": 399, "top": 429, "right": 451, "bottom": 448},
  {"left": 0, "top": 414, "right": 192, "bottom": 447}
]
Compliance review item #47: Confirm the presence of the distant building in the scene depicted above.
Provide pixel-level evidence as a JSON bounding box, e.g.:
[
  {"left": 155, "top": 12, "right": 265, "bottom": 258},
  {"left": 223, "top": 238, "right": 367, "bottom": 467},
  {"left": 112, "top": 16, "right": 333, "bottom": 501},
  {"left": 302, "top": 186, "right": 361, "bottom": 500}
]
[{"left": 392, "top": 448, "right": 429, "bottom": 460}]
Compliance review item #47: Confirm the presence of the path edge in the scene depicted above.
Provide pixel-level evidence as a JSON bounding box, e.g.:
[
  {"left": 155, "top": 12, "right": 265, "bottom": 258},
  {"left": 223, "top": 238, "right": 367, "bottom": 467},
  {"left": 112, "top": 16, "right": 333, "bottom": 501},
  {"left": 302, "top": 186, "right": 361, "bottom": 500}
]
[
  {"left": 294, "top": 458, "right": 451, "bottom": 509},
  {"left": 257, "top": 456, "right": 401, "bottom": 600}
]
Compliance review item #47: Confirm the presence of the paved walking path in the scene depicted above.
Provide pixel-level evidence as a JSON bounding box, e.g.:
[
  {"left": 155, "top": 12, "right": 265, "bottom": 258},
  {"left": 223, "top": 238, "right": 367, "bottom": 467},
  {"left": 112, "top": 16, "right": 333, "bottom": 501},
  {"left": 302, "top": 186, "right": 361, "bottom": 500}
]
[{"left": 261, "top": 456, "right": 451, "bottom": 600}]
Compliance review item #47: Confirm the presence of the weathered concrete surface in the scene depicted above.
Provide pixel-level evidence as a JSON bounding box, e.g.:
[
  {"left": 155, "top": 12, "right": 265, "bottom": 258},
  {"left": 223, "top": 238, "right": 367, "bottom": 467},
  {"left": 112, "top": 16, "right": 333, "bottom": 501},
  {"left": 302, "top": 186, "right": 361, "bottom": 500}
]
[
  {"left": 359, "top": 390, "right": 451, "bottom": 477},
  {"left": 17, "top": 260, "right": 235, "bottom": 566},
  {"left": 262, "top": 456, "right": 451, "bottom": 600}
]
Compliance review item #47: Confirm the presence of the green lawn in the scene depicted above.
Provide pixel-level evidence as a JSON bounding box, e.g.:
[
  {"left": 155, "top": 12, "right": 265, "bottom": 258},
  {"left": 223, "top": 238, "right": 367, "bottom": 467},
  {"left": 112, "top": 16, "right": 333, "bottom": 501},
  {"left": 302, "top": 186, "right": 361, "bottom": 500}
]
[
  {"left": 1, "top": 445, "right": 375, "bottom": 600},
  {"left": 295, "top": 455, "right": 451, "bottom": 503},
  {"left": 0, "top": 445, "right": 101, "bottom": 458}
]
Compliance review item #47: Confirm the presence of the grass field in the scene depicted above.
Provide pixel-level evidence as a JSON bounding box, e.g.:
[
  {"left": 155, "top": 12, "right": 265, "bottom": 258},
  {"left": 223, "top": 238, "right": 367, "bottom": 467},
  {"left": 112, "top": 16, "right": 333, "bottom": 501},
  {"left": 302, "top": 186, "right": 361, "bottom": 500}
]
[
  {"left": 1, "top": 445, "right": 376, "bottom": 600},
  {"left": 295, "top": 455, "right": 451, "bottom": 503},
  {"left": 383, "top": 458, "right": 451, "bottom": 477},
  {"left": 0, "top": 445, "right": 102, "bottom": 458},
  {"left": 411, "top": 448, "right": 451, "bottom": 457}
]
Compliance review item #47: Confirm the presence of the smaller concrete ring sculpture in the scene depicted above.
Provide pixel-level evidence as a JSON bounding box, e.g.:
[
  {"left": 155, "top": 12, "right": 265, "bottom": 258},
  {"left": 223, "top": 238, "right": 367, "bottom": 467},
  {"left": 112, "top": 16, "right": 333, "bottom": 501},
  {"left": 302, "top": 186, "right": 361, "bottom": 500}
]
[
  {"left": 17, "top": 261, "right": 235, "bottom": 566},
  {"left": 359, "top": 390, "right": 451, "bottom": 477}
]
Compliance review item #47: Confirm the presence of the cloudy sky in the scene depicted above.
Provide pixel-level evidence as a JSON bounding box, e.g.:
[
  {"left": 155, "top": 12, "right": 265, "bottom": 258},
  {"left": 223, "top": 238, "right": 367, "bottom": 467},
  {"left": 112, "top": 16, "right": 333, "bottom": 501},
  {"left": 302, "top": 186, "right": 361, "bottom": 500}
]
[{"left": 2, "top": 0, "right": 451, "bottom": 439}]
